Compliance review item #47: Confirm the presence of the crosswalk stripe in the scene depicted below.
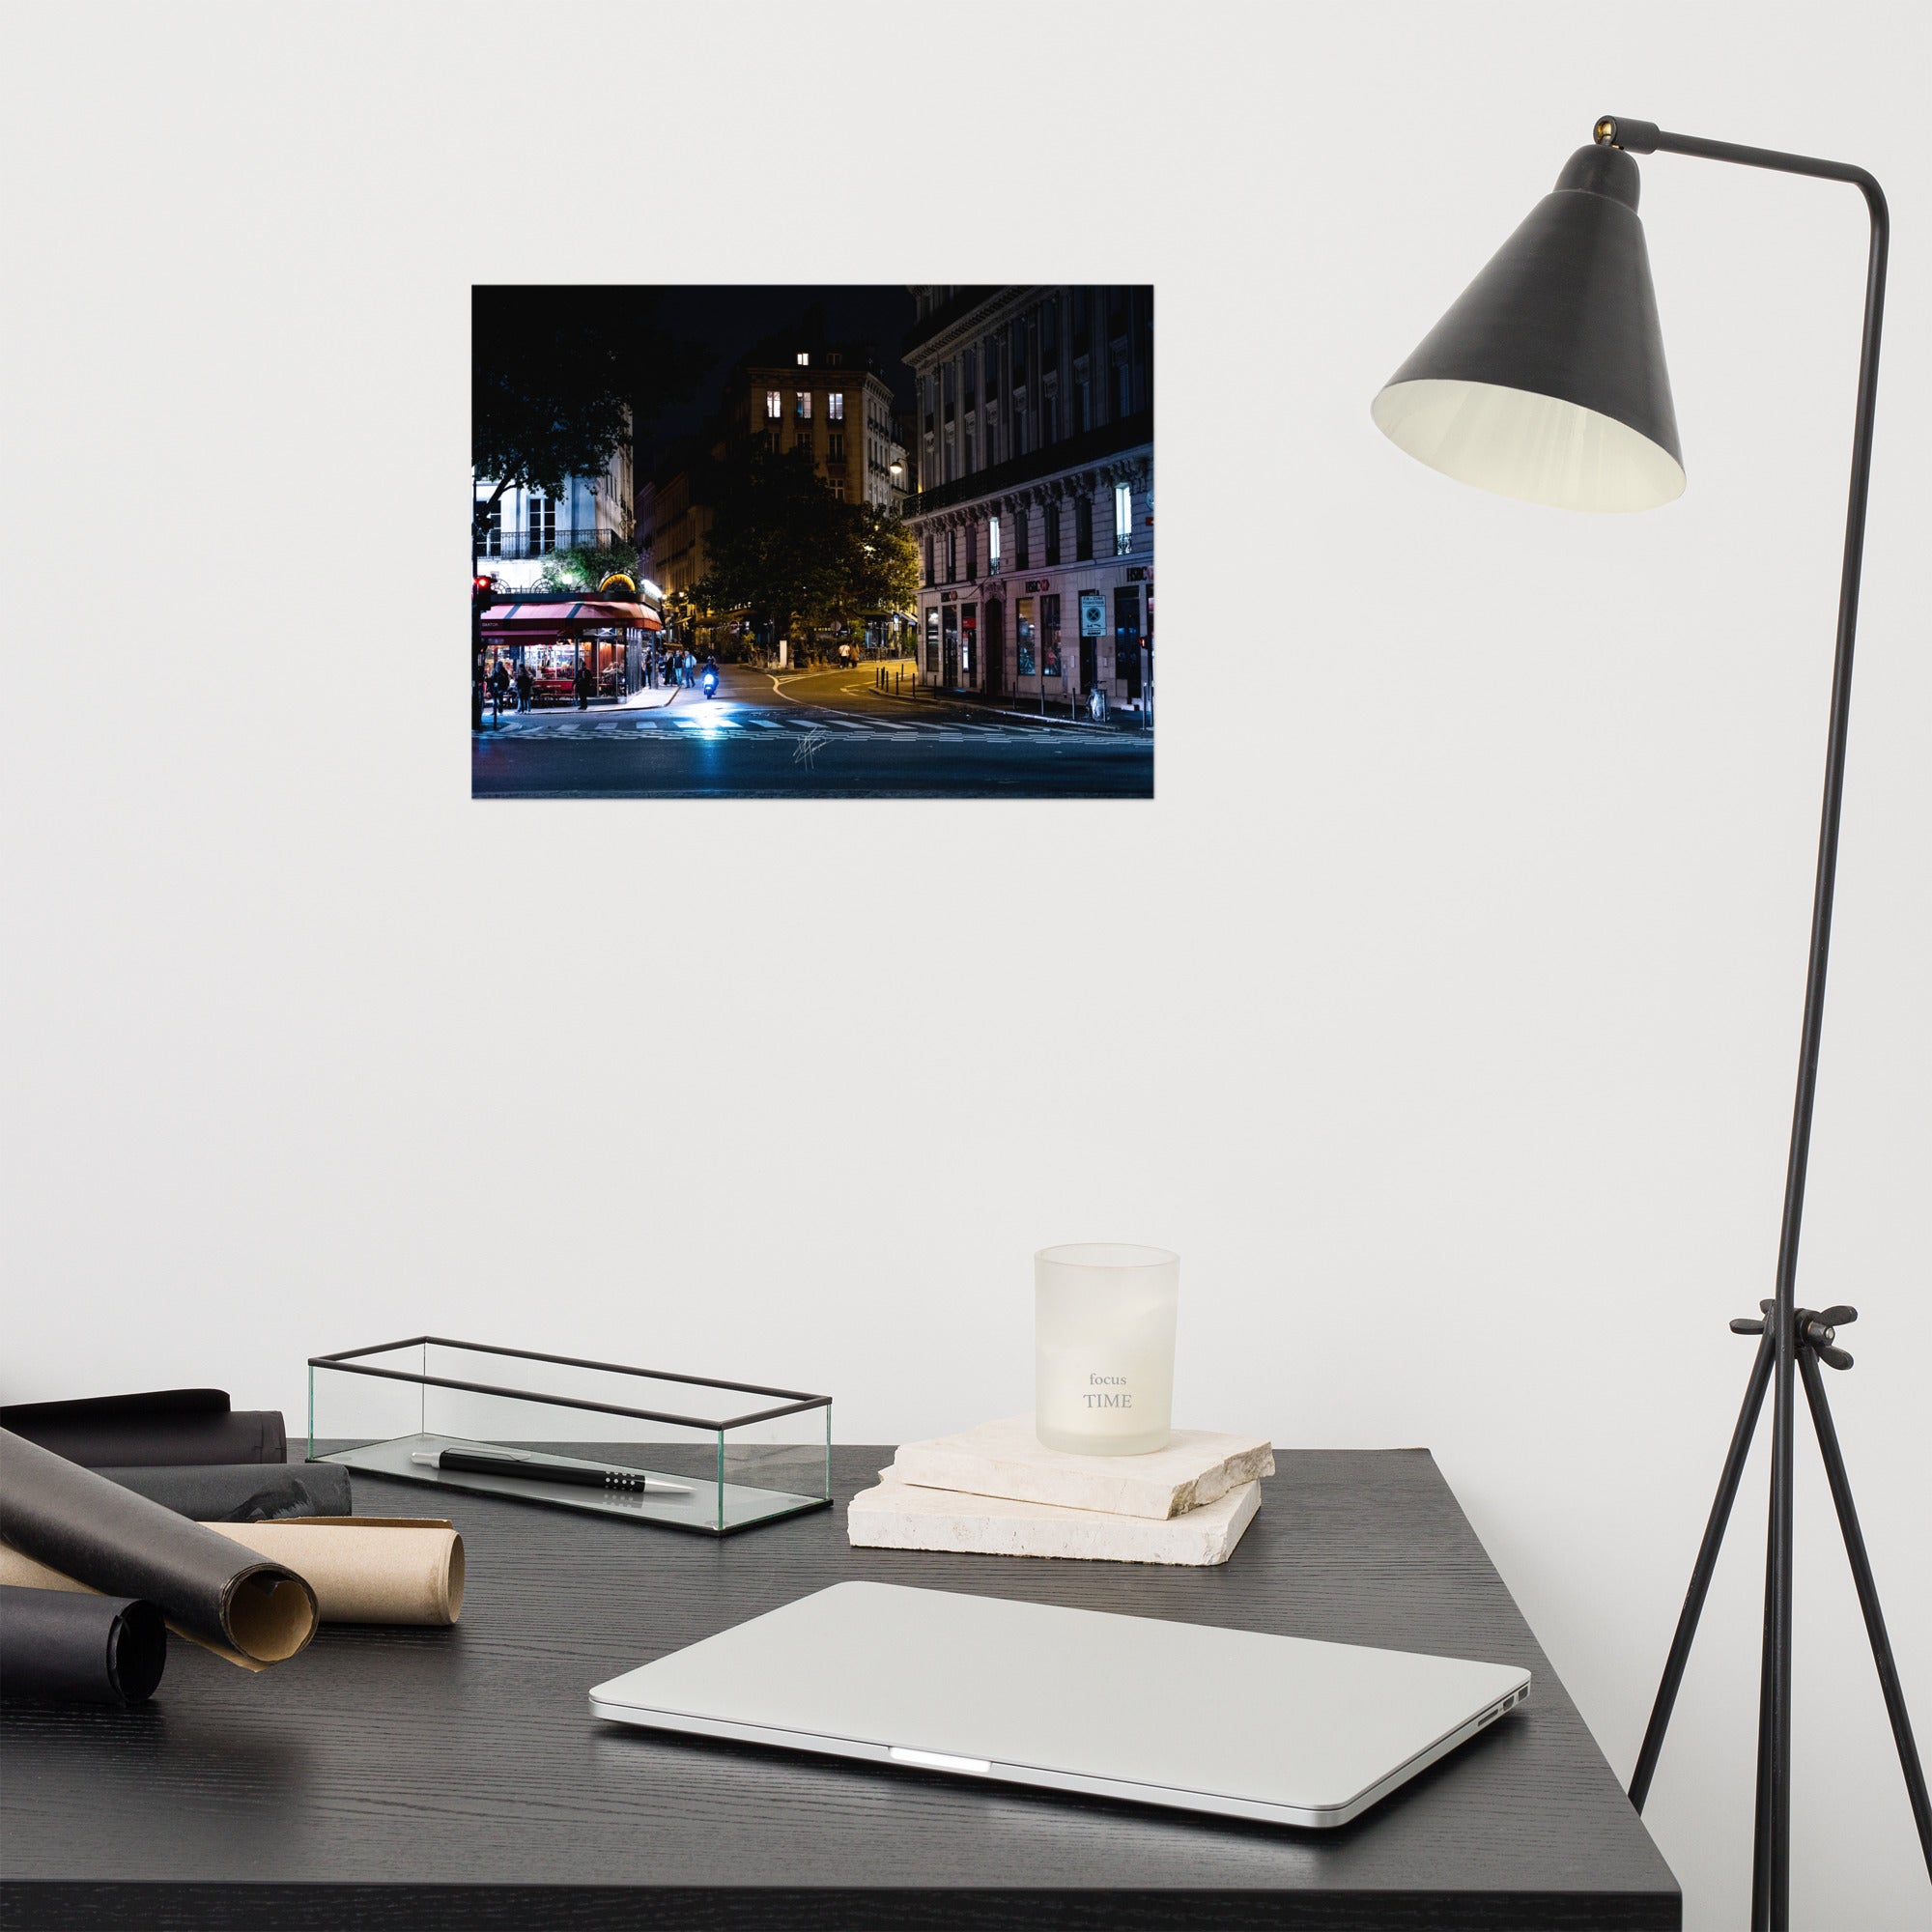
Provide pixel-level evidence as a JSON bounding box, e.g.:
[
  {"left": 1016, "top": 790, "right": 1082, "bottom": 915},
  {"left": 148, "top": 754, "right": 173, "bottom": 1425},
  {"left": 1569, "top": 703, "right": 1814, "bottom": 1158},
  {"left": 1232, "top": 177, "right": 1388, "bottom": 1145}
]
[{"left": 496, "top": 715, "right": 1127, "bottom": 747}]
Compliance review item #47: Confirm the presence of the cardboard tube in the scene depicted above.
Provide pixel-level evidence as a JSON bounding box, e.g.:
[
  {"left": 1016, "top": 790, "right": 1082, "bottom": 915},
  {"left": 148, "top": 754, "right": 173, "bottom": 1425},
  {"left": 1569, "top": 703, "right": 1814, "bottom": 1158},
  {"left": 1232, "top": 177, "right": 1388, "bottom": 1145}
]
[
  {"left": 0, "top": 1429, "right": 316, "bottom": 1669},
  {"left": 0, "top": 1543, "right": 281, "bottom": 1672},
  {"left": 200, "top": 1520, "right": 465, "bottom": 1626}
]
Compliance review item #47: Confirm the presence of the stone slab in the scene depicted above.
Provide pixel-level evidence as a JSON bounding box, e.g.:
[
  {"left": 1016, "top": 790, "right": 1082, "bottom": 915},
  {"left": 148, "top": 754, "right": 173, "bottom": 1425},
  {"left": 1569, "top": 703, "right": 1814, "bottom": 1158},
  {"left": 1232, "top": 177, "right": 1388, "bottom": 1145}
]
[
  {"left": 889, "top": 1414, "right": 1274, "bottom": 1520},
  {"left": 846, "top": 1466, "right": 1262, "bottom": 1566}
]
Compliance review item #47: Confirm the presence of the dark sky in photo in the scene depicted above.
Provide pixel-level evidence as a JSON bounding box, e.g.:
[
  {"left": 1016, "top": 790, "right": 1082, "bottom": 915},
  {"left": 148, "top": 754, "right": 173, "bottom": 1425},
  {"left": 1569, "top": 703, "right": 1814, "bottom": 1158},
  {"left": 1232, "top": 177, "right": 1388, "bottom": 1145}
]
[{"left": 638, "top": 284, "right": 917, "bottom": 469}]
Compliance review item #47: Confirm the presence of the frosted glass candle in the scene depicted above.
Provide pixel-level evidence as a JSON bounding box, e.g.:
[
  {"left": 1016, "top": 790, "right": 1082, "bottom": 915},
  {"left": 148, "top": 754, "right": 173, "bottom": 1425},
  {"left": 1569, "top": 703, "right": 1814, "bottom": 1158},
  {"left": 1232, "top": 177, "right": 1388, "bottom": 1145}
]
[{"left": 1034, "top": 1243, "right": 1179, "bottom": 1456}]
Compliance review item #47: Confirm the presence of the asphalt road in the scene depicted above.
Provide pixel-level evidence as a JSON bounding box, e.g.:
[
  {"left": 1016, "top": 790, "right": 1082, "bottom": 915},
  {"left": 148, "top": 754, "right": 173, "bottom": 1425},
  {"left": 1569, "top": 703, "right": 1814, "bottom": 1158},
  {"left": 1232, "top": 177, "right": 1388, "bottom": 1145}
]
[{"left": 471, "top": 662, "right": 1154, "bottom": 799}]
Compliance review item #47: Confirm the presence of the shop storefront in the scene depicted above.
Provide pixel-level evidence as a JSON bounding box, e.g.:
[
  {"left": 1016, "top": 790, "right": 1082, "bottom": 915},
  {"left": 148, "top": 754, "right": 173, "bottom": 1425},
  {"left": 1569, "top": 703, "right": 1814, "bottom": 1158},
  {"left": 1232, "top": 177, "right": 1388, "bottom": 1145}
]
[
  {"left": 921, "top": 560, "right": 1151, "bottom": 716},
  {"left": 480, "top": 595, "right": 662, "bottom": 705}
]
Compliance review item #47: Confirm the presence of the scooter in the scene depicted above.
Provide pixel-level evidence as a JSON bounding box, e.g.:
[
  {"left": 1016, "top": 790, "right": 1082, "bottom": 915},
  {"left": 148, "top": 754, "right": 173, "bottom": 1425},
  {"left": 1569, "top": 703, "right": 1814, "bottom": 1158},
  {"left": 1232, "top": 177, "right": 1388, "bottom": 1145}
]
[{"left": 700, "top": 668, "right": 718, "bottom": 699}]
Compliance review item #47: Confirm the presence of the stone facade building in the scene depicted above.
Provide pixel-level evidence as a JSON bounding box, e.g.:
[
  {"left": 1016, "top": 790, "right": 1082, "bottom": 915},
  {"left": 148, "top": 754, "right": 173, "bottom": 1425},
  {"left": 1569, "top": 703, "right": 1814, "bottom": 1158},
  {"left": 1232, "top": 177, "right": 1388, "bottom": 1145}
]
[
  {"left": 900, "top": 287, "right": 1152, "bottom": 708},
  {"left": 735, "top": 342, "right": 905, "bottom": 512},
  {"left": 473, "top": 425, "right": 633, "bottom": 593}
]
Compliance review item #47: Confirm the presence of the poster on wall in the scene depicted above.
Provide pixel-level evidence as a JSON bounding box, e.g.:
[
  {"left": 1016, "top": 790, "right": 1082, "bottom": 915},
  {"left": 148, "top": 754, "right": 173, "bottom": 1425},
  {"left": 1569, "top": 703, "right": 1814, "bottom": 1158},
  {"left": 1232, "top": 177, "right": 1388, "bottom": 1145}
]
[{"left": 471, "top": 283, "right": 1154, "bottom": 801}]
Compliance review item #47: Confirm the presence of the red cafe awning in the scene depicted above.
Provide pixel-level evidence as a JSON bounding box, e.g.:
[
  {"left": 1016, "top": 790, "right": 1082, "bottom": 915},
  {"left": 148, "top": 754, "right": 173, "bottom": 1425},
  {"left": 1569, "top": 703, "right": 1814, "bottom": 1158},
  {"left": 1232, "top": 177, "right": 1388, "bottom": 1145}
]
[{"left": 481, "top": 598, "right": 662, "bottom": 636}]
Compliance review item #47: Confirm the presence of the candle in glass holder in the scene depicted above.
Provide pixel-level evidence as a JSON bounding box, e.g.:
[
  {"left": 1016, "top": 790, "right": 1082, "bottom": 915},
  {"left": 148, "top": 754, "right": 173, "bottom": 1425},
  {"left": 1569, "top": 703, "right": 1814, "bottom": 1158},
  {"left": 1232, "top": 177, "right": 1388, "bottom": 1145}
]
[{"left": 1034, "top": 1242, "right": 1179, "bottom": 1456}]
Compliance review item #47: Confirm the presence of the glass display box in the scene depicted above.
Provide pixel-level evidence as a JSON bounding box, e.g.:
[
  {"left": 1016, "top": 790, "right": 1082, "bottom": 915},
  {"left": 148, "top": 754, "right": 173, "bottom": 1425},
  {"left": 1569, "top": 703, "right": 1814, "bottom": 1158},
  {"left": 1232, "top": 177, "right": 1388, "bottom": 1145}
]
[{"left": 309, "top": 1337, "right": 832, "bottom": 1535}]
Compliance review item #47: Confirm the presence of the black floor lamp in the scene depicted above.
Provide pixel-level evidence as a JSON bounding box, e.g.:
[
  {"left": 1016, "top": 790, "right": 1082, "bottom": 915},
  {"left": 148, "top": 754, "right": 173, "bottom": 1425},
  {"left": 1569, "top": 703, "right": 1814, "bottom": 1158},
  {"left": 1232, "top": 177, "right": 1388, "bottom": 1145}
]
[{"left": 1371, "top": 117, "right": 1929, "bottom": 1932}]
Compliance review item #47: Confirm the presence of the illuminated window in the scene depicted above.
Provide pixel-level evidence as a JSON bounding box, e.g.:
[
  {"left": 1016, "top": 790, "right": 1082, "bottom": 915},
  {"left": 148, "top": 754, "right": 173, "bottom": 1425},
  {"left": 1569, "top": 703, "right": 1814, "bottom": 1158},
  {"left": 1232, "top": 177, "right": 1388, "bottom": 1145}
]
[
  {"left": 797, "top": 352, "right": 810, "bottom": 366},
  {"left": 988, "top": 516, "right": 1001, "bottom": 571},
  {"left": 1115, "top": 482, "right": 1132, "bottom": 555},
  {"left": 796, "top": 390, "right": 812, "bottom": 418},
  {"left": 828, "top": 391, "right": 844, "bottom": 421},
  {"left": 766, "top": 389, "right": 781, "bottom": 419},
  {"left": 529, "top": 492, "right": 555, "bottom": 555}
]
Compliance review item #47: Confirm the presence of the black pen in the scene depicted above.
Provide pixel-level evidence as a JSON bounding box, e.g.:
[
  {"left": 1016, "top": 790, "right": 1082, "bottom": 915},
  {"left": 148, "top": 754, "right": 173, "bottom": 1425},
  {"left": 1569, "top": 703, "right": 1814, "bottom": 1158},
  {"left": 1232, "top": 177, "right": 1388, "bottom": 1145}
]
[{"left": 411, "top": 1446, "right": 690, "bottom": 1495}]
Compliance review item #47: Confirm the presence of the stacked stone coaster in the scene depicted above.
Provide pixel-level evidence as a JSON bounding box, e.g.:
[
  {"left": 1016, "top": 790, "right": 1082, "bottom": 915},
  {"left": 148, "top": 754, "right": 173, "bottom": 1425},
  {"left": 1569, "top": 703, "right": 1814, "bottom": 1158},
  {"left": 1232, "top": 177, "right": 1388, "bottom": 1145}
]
[{"left": 846, "top": 1416, "right": 1274, "bottom": 1567}]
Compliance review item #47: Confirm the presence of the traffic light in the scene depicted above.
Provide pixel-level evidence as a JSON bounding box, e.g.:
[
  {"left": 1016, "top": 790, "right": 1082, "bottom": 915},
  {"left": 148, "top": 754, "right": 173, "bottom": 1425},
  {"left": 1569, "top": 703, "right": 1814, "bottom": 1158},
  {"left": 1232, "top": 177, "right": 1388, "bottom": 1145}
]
[{"left": 472, "top": 574, "right": 495, "bottom": 603}]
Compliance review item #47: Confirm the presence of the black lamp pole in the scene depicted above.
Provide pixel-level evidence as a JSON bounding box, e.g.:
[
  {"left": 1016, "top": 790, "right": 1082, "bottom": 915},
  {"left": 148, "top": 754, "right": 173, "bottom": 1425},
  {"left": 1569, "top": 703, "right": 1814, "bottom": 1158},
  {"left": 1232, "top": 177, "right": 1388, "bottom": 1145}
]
[
  {"left": 1587, "top": 120, "right": 1924, "bottom": 1932},
  {"left": 1376, "top": 117, "right": 1925, "bottom": 1932}
]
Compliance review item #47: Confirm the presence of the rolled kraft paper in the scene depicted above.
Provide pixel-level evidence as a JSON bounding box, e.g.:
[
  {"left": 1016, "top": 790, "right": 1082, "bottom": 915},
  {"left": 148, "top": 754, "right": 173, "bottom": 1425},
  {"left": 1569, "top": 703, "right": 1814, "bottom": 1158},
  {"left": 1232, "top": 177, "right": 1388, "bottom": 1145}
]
[
  {"left": 0, "top": 1584, "right": 167, "bottom": 1705},
  {"left": 0, "top": 1390, "right": 286, "bottom": 1467},
  {"left": 0, "top": 1430, "right": 316, "bottom": 1670},
  {"left": 98, "top": 1463, "right": 354, "bottom": 1522},
  {"left": 202, "top": 1520, "right": 466, "bottom": 1625}
]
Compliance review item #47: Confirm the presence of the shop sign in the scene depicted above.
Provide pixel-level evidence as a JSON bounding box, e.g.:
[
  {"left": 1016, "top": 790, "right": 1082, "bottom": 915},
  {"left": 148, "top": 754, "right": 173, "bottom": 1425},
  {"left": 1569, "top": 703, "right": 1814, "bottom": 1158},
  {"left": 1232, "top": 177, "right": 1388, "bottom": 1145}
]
[
  {"left": 1023, "top": 577, "right": 1052, "bottom": 592},
  {"left": 1126, "top": 566, "right": 1151, "bottom": 582},
  {"left": 1079, "top": 590, "right": 1106, "bottom": 638}
]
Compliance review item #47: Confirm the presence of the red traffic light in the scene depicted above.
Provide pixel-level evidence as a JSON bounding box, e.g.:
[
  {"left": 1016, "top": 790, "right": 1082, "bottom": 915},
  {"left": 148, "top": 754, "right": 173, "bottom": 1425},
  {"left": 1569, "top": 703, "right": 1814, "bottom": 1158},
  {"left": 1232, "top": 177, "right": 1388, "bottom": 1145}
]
[{"left": 472, "top": 574, "right": 496, "bottom": 600}]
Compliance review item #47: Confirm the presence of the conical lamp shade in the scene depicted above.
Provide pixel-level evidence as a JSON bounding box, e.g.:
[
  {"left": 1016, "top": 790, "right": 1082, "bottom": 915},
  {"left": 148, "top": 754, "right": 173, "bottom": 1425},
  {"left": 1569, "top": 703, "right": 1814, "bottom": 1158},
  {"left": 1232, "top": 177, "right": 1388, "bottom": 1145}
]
[{"left": 1373, "top": 145, "right": 1684, "bottom": 512}]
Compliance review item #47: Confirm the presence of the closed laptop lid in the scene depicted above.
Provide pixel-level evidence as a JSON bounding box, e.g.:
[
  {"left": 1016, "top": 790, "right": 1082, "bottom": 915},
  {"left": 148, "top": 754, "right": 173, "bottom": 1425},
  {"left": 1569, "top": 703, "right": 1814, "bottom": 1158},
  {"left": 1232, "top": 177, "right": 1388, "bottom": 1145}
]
[{"left": 590, "top": 1580, "right": 1529, "bottom": 1821}]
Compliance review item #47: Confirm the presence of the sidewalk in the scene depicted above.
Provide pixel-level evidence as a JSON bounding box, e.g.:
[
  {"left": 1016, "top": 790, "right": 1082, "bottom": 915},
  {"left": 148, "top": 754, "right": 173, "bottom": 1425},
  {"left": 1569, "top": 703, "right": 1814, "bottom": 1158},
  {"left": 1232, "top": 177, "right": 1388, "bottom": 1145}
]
[
  {"left": 866, "top": 679, "right": 1148, "bottom": 733},
  {"left": 477, "top": 682, "right": 682, "bottom": 731},
  {"left": 618, "top": 682, "right": 681, "bottom": 711}
]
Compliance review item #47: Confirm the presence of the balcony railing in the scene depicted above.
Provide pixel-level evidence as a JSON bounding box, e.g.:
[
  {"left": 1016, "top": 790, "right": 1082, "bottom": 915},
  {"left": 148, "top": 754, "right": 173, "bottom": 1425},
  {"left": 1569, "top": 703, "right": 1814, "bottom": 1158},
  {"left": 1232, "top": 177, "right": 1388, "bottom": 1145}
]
[
  {"left": 899, "top": 412, "right": 1152, "bottom": 520},
  {"left": 472, "top": 526, "right": 629, "bottom": 561}
]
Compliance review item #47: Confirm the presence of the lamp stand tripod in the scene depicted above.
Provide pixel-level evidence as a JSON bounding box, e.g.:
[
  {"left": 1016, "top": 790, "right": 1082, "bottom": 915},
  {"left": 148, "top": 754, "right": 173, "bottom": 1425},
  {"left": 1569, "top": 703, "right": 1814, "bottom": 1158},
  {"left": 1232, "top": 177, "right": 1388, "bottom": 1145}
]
[
  {"left": 1626, "top": 1300, "right": 1932, "bottom": 1921},
  {"left": 1581, "top": 119, "right": 1928, "bottom": 1931}
]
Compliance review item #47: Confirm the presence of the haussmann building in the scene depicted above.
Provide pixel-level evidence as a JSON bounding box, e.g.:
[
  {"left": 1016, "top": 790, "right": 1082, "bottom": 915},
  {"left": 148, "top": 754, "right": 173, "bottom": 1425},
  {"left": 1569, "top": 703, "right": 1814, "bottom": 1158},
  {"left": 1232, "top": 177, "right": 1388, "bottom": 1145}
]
[{"left": 900, "top": 285, "right": 1152, "bottom": 712}]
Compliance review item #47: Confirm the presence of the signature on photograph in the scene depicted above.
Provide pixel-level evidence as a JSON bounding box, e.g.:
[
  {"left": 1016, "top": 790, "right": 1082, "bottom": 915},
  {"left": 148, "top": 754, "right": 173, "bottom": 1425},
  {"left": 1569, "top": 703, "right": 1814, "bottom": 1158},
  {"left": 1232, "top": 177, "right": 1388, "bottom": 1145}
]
[{"left": 794, "top": 729, "right": 831, "bottom": 770}]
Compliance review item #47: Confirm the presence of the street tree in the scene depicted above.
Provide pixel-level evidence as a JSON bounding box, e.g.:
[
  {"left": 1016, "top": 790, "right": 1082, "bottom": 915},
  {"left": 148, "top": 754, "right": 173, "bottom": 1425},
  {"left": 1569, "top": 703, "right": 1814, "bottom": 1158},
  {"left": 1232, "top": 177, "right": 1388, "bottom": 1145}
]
[
  {"left": 470, "top": 288, "right": 707, "bottom": 722},
  {"left": 839, "top": 503, "right": 921, "bottom": 643},
  {"left": 696, "top": 445, "right": 855, "bottom": 651}
]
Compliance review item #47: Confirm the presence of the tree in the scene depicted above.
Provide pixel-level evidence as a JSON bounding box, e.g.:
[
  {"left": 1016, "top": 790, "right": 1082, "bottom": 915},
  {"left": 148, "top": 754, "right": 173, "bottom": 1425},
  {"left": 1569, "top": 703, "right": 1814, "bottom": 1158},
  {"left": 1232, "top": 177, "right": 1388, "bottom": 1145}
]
[
  {"left": 840, "top": 503, "right": 921, "bottom": 635},
  {"left": 696, "top": 445, "right": 855, "bottom": 648},
  {"left": 469, "top": 289, "right": 708, "bottom": 724},
  {"left": 535, "top": 539, "right": 647, "bottom": 594},
  {"left": 697, "top": 447, "right": 923, "bottom": 663}
]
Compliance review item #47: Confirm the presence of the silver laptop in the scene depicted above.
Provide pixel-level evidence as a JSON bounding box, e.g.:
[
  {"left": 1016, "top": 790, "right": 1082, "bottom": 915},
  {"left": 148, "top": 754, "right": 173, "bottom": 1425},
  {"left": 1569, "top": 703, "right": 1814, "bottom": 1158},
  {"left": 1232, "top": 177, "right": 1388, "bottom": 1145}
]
[{"left": 589, "top": 1580, "right": 1530, "bottom": 1829}]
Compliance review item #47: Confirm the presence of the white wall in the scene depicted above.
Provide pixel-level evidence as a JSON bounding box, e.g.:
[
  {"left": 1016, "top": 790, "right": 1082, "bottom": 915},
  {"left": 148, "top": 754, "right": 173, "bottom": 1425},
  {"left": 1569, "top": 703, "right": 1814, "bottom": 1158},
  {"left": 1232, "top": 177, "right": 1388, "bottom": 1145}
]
[{"left": 5, "top": 5, "right": 1927, "bottom": 1926}]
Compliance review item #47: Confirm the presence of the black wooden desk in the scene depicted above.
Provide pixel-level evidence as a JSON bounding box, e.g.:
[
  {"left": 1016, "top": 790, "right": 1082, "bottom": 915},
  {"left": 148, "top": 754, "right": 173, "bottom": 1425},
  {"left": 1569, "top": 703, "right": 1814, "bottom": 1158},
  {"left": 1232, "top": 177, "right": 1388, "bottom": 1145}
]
[{"left": 1, "top": 1447, "right": 1679, "bottom": 1930}]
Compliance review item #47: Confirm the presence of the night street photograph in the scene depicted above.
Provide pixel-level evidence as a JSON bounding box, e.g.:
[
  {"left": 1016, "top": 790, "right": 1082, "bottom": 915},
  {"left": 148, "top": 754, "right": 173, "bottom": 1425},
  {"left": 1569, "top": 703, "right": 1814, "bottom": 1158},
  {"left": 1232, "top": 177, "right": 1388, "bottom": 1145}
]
[{"left": 472, "top": 284, "right": 1154, "bottom": 799}]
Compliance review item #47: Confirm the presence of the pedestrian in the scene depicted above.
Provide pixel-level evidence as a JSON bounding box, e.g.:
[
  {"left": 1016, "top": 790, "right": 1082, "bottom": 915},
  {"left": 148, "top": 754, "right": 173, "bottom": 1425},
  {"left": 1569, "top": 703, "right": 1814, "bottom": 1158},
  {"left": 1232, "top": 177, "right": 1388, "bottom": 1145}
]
[
  {"left": 488, "top": 657, "right": 509, "bottom": 719},
  {"left": 515, "top": 662, "right": 533, "bottom": 712},
  {"left": 574, "top": 658, "right": 590, "bottom": 710}
]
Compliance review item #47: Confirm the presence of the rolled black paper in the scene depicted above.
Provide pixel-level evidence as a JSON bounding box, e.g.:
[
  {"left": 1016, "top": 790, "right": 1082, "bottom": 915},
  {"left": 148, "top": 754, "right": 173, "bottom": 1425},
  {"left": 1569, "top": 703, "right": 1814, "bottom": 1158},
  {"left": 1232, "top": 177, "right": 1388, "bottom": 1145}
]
[
  {"left": 95, "top": 1462, "right": 353, "bottom": 1522},
  {"left": 0, "top": 1585, "right": 166, "bottom": 1705},
  {"left": 0, "top": 1430, "right": 317, "bottom": 1668},
  {"left": 0, "top": 1390, "right": 286, "bottom": 1467}
]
